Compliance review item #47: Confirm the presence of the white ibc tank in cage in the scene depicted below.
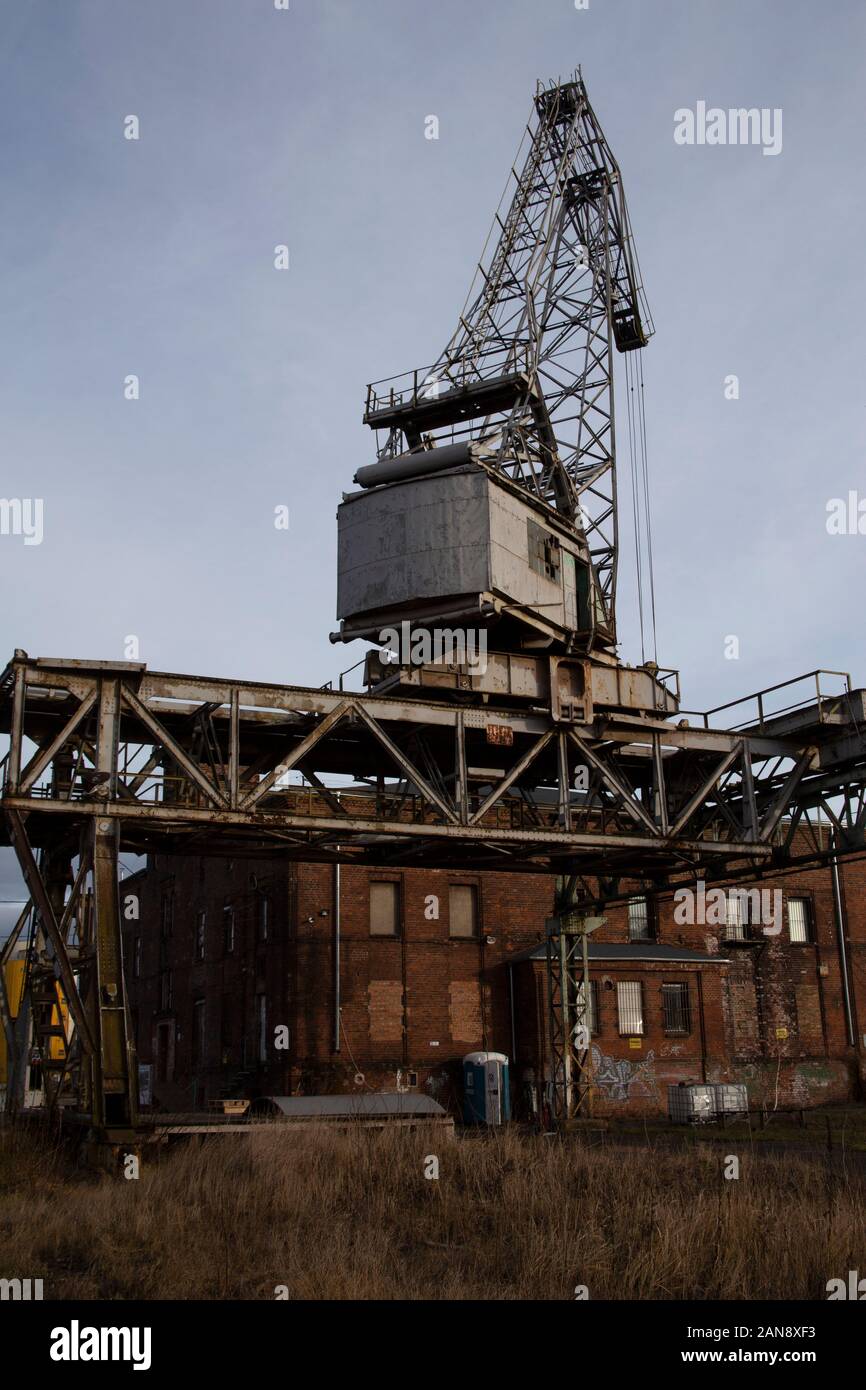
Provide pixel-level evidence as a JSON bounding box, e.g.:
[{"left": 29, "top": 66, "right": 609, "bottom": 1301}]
[
  {"left": 668, "top": 1083, "right": 716, "bottom": 1124},
  {"left": 711, "top": 1083, "right": 749, "bottom": 1117}
]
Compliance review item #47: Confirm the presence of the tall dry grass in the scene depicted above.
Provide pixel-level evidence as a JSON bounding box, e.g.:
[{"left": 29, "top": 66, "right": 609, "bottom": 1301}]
[{"left": 0, "top": 1121, "right": 862, "bottom": 1300}]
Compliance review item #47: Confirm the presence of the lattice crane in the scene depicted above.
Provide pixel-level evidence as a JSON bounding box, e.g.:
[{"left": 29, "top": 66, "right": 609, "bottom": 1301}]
[{"left": 356, "top": 72, "right": 652, "bottom": 657}]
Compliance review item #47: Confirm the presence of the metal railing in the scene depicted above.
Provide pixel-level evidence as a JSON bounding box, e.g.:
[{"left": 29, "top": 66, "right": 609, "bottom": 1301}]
[
  {"left": 364, "top": 341, "right": 533, "bottom": 418},
  {"left": 679, "top": 669, "right": 853, "bottom": 733}
]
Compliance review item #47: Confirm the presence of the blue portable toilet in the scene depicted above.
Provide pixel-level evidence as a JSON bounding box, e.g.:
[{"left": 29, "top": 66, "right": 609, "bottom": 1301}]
[{"left": 462, "top": 1051, "right": 511, "bottom": 1125}]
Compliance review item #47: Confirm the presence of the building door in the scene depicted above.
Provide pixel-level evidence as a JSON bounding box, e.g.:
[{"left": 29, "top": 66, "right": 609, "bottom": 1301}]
[{"left": 562, "top": 552, "right": 577, "bottom": 629}]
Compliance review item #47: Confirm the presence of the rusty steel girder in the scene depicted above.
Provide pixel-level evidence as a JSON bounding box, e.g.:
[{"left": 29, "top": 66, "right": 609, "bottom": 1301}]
[
  {"left": 3, "top": 653, "right": 865, "bottom": 878},
  {"left": 2, "top": 651, "right": 866, "bottom": 1136}
]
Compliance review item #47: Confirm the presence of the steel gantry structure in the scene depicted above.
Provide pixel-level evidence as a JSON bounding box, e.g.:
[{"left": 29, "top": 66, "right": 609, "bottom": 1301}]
[
  {"left": 1, "top": 652, "right": 865, "bottom": 1139},
  {"left": 2, "top": 75, "right": 865, "bottom": 1145}
]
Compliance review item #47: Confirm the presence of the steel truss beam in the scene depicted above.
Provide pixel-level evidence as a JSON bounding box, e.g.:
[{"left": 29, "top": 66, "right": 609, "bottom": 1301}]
[
  {"left": 5, "top": 656, "right": 863, "bottom": 875},
  {"left": 2, "top": 652, "right": 865, "bottom": 1135}
]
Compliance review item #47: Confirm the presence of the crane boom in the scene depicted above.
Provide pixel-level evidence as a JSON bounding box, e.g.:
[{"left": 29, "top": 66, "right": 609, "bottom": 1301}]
[{"left": 362, "top": 73, "right": 652, "bottom": 651}]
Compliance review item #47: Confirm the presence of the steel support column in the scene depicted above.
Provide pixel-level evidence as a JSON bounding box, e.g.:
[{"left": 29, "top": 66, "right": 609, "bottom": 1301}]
[
  {"left": 546, "top": 910, "right": 605, "bottom": 1124},
  {"left": 91, "top": 817, "right": 136, "bottom": 1129}
]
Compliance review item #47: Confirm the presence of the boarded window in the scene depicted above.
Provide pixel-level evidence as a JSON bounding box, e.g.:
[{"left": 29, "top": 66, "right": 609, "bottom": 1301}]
[
  {"left": 627, "top": 896, "right": 653, "bottom": 941},
  {"left": 368, "top": 980, "right": 404, "bottom": 1041},
  {"left": 370, "top": 881, "right": 399, "bottom": 936},
  {"left": 616, "top": 980, "right": 644, "bottom": 1036},
  {"left": 449, "top": 884, "right": 478, "bottom": 938},
  {"left": 449, "top": 980, "right": 482, "bottom": 1041},
  {"left": 788, "top": 898, "right": 812, "bottom": 944},
  {"left": 662, "top": 982, "right": 691, "bottom": 1034},
  {"left": 729, "top": 977, "right": 760, "bottom": 1054}
]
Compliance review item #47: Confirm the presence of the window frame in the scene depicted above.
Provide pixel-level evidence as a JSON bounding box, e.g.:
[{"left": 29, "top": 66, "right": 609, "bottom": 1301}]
[
  {"left": 257, "top": 893, "right": 270, "bottom": 944},
  {"left": 448, "top": 883, "right": 480, "bottom": 940},
  {"left": 661, "top": 981, "right": 691, "bottom": 1036},
  {"left": 787, "top": 896, "right": 813, "bottom": 945},
  {"left": 627, "top": 895, "right": 655, "bottom": 942},
  {"left": 369, "top": 879, "right": 400, "bottom": 938},
  {"left": 616, "top": 979, "right": 645, "bottom": 1037},
  {"left": 724, "top": 890, "right": 747, "bottom": 942}
]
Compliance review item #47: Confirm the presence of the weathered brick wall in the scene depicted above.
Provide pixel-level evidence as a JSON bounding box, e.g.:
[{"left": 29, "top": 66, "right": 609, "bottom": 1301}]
[
  {"left": 123, "top": 855, "right": 548, "bottom": 1110},
  {"left": 123, "top": 840, "right": 865, "bottom": 1116},
  {"left": 520, "top": 958, "right": 728, "bottom": 1117}
]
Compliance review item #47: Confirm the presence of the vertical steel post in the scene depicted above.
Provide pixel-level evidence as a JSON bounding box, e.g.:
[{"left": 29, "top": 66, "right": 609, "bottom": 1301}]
[
  {"left": 91, "top": 817, "right": 136, "bottom": 1129},
  {"left": 546, "top": 910, "right": 605, "bottom": 1125}
]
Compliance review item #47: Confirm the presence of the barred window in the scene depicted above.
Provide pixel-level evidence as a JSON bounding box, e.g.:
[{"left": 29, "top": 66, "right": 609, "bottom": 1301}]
[
  {"left": 628, "top": 896, "right": 654, "bottom": 941},
  {"left": 449, "top": 884, "right": 478, "bottom": 939},
  {"left": 725, "top": 891, "right": 746, "bottom": 941},
  {"left": 788, "top": 897, "right": 812, "bottom": 944},
  {"left": 662, "top": 982, "right": 691, "bottom": 1035},
  {"left": 616, "top": 980, "right": 644, "bottom": 1036},
  {"left": 370, "top": 881, "right": 399, "bottom": 937}
]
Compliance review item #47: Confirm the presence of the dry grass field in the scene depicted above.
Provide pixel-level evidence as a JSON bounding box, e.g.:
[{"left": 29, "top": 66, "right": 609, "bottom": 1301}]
[{"left": 1, "top": 1121, "right": 863, "bottom": 1301}]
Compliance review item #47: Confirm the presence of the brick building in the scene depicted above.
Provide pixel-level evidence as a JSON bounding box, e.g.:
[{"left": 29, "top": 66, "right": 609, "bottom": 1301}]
[{"left": 122, "top": 844, "right": 866, "bottom": 1118}]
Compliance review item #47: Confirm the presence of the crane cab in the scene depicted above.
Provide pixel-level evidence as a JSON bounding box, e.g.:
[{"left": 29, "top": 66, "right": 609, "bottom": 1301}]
[{"left": 333, "top": 447, "right": 609, "bottom": 656}]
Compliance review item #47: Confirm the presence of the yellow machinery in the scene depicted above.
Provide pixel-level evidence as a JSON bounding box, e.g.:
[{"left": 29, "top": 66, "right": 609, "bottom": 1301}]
[{"left": 0, "top": 945, "right": 70, "bottom": 1106}]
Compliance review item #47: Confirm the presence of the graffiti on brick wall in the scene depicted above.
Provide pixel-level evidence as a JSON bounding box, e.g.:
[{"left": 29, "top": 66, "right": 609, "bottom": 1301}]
[
  {"left": 591, "top": 1044, "right": 659, "bottom": 1102},
  {"left": 790, "top": 1064, "right": 837, "bottom": 1104},
  {"left": 731, "top": 1060, "right": 844, "bottom": 1106}
]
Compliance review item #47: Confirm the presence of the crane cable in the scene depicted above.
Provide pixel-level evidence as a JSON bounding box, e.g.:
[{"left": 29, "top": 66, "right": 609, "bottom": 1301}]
[
  {"left": 624, "top": 351, "right": 645, "bottom": 663},
  {"left": 638, "top": 352, "right": 659, "bottom": 667},
  {"left": 624, "top": 350, "right": 658, "bottom": 667}
]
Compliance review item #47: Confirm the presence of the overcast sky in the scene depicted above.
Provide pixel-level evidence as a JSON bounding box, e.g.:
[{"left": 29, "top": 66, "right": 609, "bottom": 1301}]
[{"left": 1, "top": 0, "right": 864, "bottom": 930}]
